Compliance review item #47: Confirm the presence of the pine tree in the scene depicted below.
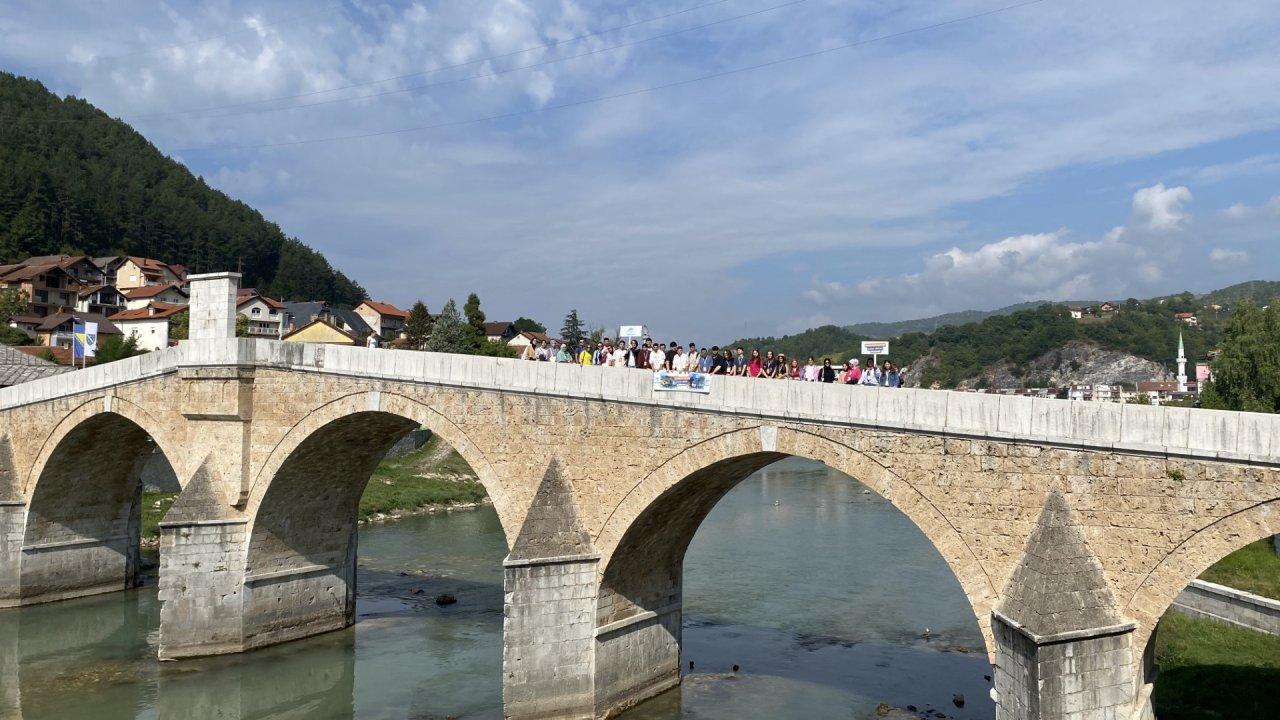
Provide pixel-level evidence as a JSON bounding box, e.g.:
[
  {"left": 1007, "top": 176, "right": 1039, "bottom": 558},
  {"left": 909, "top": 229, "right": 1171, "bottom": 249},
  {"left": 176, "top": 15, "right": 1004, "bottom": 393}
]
[
  {"left": 425, "top": 299, "right": 473, "bottom": 354},
  {"left": 463, "top": 292, "right": 486, "bottom": 349},
  {"left": 561, "top": 309, "right": 585, "bottom": 345},
  {"left": 405, "top": 301, "right": 433, "bottom": 350}
]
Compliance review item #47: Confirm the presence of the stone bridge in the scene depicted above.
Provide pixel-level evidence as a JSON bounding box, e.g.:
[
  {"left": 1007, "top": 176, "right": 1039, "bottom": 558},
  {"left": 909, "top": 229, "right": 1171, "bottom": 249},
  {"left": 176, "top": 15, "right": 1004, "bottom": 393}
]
[{"left": 1, "top": 273, "right": 1277, "bottom": 720}]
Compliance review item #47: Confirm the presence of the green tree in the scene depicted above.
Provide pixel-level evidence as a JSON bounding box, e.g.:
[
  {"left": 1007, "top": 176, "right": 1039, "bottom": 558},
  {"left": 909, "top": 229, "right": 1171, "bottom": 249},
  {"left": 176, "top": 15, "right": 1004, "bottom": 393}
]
[
  {"left": 0, "top": 288, "right": 28, "bottom": 322},
  {"left": 236, "top": 314, "right": 249, "bottom": 337},
  {"left": 94, "top": 333, "right": 142, "bottom": 364},
  {"left": 561, "top": 309, "right": 585, "bottom": 346},
  {"left": 0, "top": 325, "right": 32, "bottom": 345},
  {"left": 463, "top": 293, "right": 486, "bottom": 349},
  {"left": 405, "top": 301, "right": 433, "bottom": 349},
  {"left": 169, "top": 310, "right": 189, "bottom": 341},
  {"left": 424, "top": 299, "right": 472, "bottom": 353},
  {"left": 1200, "top": 302, "right": 1280, "bottom": 413},
  {"left": 513, "top": 316, "right": 546, "bottom": 334},
  {"left": 474, "top": 340, "right": 518, "bottom": 358}
]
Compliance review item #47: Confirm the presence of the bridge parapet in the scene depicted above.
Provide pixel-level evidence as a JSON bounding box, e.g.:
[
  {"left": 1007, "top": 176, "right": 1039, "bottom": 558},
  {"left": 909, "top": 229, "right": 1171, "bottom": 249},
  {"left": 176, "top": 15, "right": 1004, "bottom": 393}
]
[{"left": 3, "top": 338, "right": 1277, "bottom": 466}]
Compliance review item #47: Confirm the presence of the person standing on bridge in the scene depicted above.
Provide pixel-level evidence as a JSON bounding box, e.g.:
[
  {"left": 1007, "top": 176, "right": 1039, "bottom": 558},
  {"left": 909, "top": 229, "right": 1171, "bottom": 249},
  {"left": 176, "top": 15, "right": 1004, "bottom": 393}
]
[{"left": 819, "top": 358, "right": 838, "bottom": 383}]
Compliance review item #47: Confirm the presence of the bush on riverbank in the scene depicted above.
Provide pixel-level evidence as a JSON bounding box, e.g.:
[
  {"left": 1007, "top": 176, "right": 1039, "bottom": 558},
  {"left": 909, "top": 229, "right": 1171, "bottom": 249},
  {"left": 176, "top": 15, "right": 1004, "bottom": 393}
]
[
  {"left": 359, "top": 435, "right": 487, "bottom": 521},
  {"left": 1199, "top": 539, "right": 1280, "bottom": 600},
  {"left": 140, "top": 435, "right": 488, "bottom": 537},
  {"left": 1153, "top": 613, "right": 1280, "bottom": 719}
]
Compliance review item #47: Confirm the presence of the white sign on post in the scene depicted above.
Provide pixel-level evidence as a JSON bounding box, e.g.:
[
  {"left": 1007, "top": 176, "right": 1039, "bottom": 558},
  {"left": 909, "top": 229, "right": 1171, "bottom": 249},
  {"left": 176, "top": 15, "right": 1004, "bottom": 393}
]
[
  {"left": 860, "top": 340, "right": 889, "bottom": 356},
  {"left": 618, "top": 325, "right": 646, "bottom": 339}
]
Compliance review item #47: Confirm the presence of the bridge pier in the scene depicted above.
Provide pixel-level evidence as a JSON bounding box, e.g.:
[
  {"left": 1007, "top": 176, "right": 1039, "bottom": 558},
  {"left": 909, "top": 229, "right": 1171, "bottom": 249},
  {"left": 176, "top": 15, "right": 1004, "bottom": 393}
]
[
  {"left": 992, "top": 492, "right": 1142, "bottom": 720},
  {"left": 0, "top": 501, "right": 22, "bottom": 606}
]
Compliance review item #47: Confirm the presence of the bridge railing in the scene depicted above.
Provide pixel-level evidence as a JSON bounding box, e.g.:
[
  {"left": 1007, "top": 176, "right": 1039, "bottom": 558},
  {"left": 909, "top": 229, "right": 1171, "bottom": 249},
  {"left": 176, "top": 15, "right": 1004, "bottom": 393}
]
[{"left": 3, "top": 337, "right": 1277, "bottom": 465}]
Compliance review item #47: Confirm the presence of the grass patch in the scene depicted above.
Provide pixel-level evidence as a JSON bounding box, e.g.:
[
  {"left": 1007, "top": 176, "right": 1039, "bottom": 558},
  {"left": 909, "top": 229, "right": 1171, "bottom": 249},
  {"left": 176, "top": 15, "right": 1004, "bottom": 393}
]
[
  {"left": 1153, "top": 613, "right": 1280, "bottom": 720},
  {"left": 1199, "top": 539, "right": 1280, "bottom": 600},
  {"left": 141, "top": 492, "right": 176, "bottom": 540},
  {"left": 358, "top": 435, "right": 487, "bottom": 521}
]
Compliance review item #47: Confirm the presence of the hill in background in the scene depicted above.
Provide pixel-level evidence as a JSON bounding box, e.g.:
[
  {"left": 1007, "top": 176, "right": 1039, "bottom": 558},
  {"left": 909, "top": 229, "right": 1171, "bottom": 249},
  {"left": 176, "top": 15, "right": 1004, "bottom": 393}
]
[
  {"left": 0, "top": 72, "right": 364, "bottom": 305},
  {"left": 728, "top": 281, "right": 1280, "bottom": 389}
]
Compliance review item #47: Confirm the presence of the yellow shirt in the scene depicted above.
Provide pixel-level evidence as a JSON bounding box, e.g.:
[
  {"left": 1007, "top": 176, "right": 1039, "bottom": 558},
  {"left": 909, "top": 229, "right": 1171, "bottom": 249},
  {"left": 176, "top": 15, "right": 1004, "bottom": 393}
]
[{"left": 578, "top": 350, "right": 592, "bottom": 365}]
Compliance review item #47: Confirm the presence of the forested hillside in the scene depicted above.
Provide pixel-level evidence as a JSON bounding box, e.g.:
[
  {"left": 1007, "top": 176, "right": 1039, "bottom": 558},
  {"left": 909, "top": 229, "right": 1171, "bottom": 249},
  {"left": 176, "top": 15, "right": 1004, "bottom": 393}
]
[
  {"left": 0, "top": 72, "right": 364, "bottom": 304},
  {"left": 729, "top": 286, "right": 1280, "bottom": 389}
]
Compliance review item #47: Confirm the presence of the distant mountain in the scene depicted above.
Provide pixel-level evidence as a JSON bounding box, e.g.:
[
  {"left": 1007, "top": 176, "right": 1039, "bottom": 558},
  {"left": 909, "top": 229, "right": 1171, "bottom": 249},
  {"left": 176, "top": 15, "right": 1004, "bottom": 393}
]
[
  {"left": 844, "top": 300, "right": 1088, "bottom": 338},
  {"left": 853, "top": 280, "right": 1280, "bottom": 341},
  {"left": 0, "top": 72, "right": 364, "bottom": 305},
  {"left": 1197, "top": 280, "right": 1280, "bottom": 307}
]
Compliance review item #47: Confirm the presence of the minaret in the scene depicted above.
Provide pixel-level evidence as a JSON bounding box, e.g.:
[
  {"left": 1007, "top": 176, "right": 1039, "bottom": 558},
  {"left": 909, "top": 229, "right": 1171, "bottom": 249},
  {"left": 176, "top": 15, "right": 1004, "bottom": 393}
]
[{"left": 1176, "top": 332, "right": 1188, "bottom": 393}]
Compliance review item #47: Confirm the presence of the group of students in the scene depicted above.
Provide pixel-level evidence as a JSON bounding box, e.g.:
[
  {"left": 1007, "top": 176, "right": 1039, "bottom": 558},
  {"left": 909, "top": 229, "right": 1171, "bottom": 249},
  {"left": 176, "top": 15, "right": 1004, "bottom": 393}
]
[{"left": 521, "top": 337, "right": 905, "bottom": 387}]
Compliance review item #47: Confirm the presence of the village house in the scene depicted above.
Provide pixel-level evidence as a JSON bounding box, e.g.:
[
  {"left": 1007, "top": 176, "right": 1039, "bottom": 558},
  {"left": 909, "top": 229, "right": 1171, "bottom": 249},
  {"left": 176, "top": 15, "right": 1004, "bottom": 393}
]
[
  {"left": 115, "top": 256, "right": 186, "bottom": 290},
  {"left": 92, "top": 256, "right": 126, "bottom": 281},
  {"left": 484, "top": 321, "right": 518, "bottom": 343},
  {"left": 20, "top": 255, "right": 105, "bottom": 286},
  {"left": 76, "top": 284, "right": 127, "bottom": 316},
  {"left": 1098, "top": 301, "right": 1118, "bottom": 314},
  {"left": 283, "top": 317, "right": 361, "bottom": 345},
  {"left": 237, "top": 289, "right": 286, "bottom": 338},
  {"left": 0, "top": 262, "right": 79, "bottom": 316},
  {"left": 108, "top": 302, "right": 186, "bottom": 351},
  {"left": 123, "top": 283, "right": 188, "bottom": 310},
  {"left": 354, "top": 300, "right": 408, "bottom": 341},
  {"left": 1174, "top": 311, "right": 1198, "bottom": 326},
  {"left": 10, "top": 311, "right": 122, "bottom": 348},
  {"left": 282, "top": 301, "right": 372, "bottom": 341},
  {"left": 508, "top": 330, "right": 552, "bottom": 352},
  {"left": 1068, "top": 307, "right": 1084, "bottom": 320}
]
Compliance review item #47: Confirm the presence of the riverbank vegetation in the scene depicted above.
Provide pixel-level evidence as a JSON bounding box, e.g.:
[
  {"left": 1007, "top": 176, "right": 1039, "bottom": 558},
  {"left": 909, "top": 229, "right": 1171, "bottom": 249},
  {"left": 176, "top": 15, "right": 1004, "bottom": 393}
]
[
  {"left": 140, "top": 434, "right": 487, "bottom": 539},
  {"left": 1153, "top": 612, "right": 1280, "bottom": 719},
  {"left": 1198, "top": 539, "right": 1280, "bottom": 600},
  {"left": 358, "top": 434, "right": 487, "bottom": 521}
]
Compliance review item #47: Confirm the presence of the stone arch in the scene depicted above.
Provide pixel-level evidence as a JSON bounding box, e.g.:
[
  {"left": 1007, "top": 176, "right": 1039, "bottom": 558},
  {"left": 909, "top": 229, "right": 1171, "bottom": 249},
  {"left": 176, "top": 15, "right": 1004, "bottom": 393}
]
[
  {"left": 1126, "top": 497, "right": 1280, "bottom": 655},
  {"left": 236, "top": 390, "right": 504, "bottom": 651},
  {"left": 244, "top": 390, "right": 509, "bottom": 535},
  {"left": 22, "top": 395, "right": 185, "bottom": 500},
  {"left": 16, "top": 396, "right": 184, "bottom": 605},
  {"left": 591, "top": 425, "right": 999, "bottom": 717},
  {"left": 595, "top": 425, "right": 998, "bottom": 644}
]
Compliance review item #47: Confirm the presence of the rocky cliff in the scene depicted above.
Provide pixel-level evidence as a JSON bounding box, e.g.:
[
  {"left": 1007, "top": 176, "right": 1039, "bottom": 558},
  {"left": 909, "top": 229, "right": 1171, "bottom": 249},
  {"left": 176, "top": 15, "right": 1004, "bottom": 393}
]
[{"left": 905, "top": 340, "right": 1172, "bottom": 390}]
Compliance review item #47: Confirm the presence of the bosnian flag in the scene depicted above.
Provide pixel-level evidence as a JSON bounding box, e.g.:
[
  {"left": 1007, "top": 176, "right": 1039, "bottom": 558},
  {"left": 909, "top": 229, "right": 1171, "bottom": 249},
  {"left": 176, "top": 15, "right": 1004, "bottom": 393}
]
[{"left": 73, "top": 321, "right": 98, "bottom": 359}]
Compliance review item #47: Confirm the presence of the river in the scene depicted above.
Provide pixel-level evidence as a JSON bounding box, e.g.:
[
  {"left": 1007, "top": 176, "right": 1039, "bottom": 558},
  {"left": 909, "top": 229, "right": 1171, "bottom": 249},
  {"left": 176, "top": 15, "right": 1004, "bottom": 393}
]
[{"left": 0, "top": 458, "right": 994, "bottom": 719}]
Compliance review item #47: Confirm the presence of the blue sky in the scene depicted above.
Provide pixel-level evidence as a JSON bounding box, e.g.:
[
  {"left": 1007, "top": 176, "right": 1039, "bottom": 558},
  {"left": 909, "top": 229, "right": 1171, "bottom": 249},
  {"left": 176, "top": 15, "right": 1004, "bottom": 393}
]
[{"left": 2, "top": 0, "right": 1278, "bottom": 340}]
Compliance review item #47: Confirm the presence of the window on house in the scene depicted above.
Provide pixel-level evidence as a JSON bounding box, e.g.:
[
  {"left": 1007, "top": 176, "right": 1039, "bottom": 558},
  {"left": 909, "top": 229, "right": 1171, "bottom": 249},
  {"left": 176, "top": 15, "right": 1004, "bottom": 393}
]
[{"left": 252, "top": 308, "right": 261, "bottom": 315}]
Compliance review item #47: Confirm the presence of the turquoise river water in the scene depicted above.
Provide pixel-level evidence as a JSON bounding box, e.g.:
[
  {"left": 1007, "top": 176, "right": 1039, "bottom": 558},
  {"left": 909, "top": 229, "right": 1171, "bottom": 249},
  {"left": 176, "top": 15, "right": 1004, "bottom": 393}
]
[{"left": 0, "top": 458, "right": 995, "bottom": 719}]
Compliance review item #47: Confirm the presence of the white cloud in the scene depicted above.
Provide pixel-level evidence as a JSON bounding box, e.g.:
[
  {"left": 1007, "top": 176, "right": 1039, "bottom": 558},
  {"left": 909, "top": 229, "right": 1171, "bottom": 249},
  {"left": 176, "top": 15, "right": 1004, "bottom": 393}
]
[
  {"left": 1130, "top": 183, "right": 1192, "bottom": 232},
  {"left": 1209, "top": 247, "right": 1249, "bottom": 264},
  {"left": 802, "top": 183, "right": 1275, "bottom": 319}
]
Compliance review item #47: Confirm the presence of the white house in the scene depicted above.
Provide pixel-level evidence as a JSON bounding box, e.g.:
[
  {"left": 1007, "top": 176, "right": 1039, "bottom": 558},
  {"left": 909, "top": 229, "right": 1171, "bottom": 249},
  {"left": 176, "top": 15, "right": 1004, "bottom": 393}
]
[
  {"left": 237, "top": 289, "right": 286, "bottom": 338},
  {"left": 123, "top": 284, "right": 188, "bottom": 310},
  {"left": 108, "top": 302, "right": 186, "bottom": 351}
]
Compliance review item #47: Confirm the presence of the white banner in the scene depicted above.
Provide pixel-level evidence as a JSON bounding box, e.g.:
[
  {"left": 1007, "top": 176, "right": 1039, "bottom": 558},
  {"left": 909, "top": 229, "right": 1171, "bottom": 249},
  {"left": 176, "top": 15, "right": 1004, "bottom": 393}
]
[
  {"left": 860, "top": 340, "right": 889, "bottom": 356},
  {"left": 653, "top": 370, "right": 711, "bottom": 394}
]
